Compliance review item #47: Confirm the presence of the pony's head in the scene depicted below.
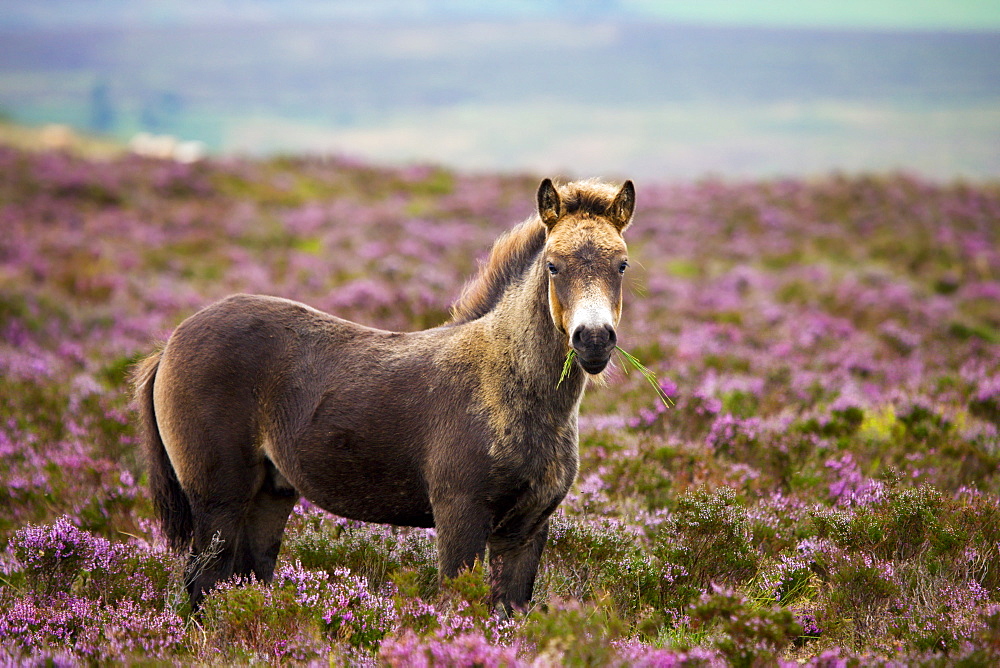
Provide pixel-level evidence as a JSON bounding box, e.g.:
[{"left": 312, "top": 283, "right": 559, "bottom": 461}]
[{"left": 538, "top": 178, "right": 634, "bottom": 375}]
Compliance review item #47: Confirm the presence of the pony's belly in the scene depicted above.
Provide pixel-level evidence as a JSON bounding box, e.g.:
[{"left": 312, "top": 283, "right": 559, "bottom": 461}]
[
  {"left": 283, "top": 446, "right": 435, "bottom": 528},
  {"left": 275, "top": 393, "right": 437, "bottom": 528},
  {"left": 305, "top": 486, "right": 435, "bottom": 528}
]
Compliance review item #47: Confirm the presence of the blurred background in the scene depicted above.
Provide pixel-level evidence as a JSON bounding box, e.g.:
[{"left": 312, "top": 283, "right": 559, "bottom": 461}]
[{"left": 1, "top": 0, "right": 999, "bottom": 180}]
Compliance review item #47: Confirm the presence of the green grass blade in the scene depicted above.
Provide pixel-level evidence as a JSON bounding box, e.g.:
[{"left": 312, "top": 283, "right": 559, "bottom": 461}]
[
  {"left": 615, "top": 346, "right": 675, "bottom": 407},
  {"left": 559, "top": 345, "right": 673, "bottom": 408},
  {"left": 557, "top": 349, "right": 576, "bottom": 387}
]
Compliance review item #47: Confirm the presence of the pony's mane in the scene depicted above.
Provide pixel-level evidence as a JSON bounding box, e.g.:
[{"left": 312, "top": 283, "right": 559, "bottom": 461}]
[
  {"left": 448, "top": 180, "right": 622, "bottom": 324},
  {"left": 448, "top": 216, "right": 547, "bottom": 324}
]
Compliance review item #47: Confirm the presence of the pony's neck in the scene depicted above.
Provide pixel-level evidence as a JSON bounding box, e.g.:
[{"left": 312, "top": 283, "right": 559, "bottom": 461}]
[{"left": 488, "top": 254, "right": 587, "bottom": 397}]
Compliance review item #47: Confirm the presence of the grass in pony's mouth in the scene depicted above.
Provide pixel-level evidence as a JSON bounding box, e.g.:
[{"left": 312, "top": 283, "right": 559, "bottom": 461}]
[
  {"left": 557, "top": 347, "right": 675, "bottom": 407},
  {"left": 614, "top": 347, "right": 675, "bottom": 407},
  {"left": 558, "top": 349, "right": 577, "bottom": 387}
]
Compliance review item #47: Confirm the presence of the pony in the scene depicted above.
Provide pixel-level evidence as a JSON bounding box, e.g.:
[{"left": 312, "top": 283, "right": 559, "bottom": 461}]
[{"left": 132, "top": 177, "right": 636, "bottom": 613}]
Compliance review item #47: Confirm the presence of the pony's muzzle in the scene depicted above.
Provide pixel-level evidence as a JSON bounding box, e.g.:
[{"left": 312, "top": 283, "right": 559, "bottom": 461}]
[{"left": 571, "top": 323, "right": 616, "bottom": 374}]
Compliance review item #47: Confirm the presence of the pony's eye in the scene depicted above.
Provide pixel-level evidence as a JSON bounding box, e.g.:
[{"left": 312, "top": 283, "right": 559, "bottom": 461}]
[
  {"left": 547, "top": 262, "right": 559, "bottom": 276},
  {"left": 619, "top": 261, "right": 629, "bottom": 274}
]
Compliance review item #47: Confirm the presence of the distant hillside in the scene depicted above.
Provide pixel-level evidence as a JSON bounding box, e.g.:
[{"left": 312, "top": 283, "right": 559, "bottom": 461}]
[
  {"left": 0, "top": 120, "right": 123, "bottom": 158},
  {"left": 2, "top": 22, "right": 999, "bottom": 179}
]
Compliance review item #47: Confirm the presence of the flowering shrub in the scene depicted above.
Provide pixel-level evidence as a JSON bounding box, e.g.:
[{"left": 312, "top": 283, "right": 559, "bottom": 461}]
[
  {"left": 1, "top": 143, "right": 999, "bottom": 663},
  {"left": 0, "top": 594, "right": 184, "bottom": 663},
  {"left": 379, "top": 630, "right": 523, "bottom": 668},
  {"left": 284, "top": 504, "right": 439, "bottom": 597},
  {"left": 689, "top": 585, "right": 802, "bottom": 666},
  {"left": 3, "top": 518, "right": 183, "bottom": 662},
  {"left": 11, "top": 516, "right": 103, "bottom": 595}
]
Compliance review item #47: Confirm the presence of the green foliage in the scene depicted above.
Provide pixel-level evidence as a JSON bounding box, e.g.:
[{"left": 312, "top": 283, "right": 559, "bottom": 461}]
[
  {"left": 284, "top": 520, "right": 437, "bottom": 596},
  {"left": 543, "top": 514, "right": 660, "bottom": 616},
  {"left": 970, "top": 395, "right": 1000, "bottom": 427},
  {"left": 897, "top": 403, "right": 953, "bottom": 447},
  {"left": 98, "top": 352, "right": 147, "bottom": 389},
  {"left": 825, "top": 553, "right": 900, "bottom": 623},
  {"left": 720, "top": 389, "right": 758, "bottom": 419},
  {"left": 198, "top": 578, "right": 324, "bottom": 662},
  {"left": 689, "top": 587, "right": 802, "bottom": 667},
  {"left": 439, "top": 560, "right": 491, "bottom": 620},
  {"left": 652, "top": 487, "right": 760, "bottom": 609},
  {"left": 812, "top": 485, "right": 972, "bottom": 569},
  {"left": 523, "top": 595, "right": 627, "bottom": 667},
  {"left": 949, "top": 320, "right": 1000, "bottom": 345}
]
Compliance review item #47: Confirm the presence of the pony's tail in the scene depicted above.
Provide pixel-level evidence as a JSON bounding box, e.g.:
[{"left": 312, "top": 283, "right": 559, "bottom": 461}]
[{"left": 131, "top": 350, "right": 192, "bottom": 552}]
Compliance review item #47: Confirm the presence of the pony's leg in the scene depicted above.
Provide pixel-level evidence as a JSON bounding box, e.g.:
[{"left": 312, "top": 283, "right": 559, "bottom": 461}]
[
  {"left": 183, "top": 460, "right": 269, "bottom": 608},
  {"left": 185, "top": 487, "right": 296, "bottom": 607},
  {"left": 488, "top": 518, "right": 550, "bottom": 614},
  {"left": 185, "top": 499, "right": 247, "bottom": 608},
  {"left": 433, "top": 499, "right": 493, "bottom": 580},
  {"left": 242, "top": 481, "right": 298, "bottom": 582}
]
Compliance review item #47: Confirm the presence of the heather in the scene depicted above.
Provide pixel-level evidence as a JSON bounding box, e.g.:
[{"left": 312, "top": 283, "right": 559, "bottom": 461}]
[{"left": 1, "top": 144, "right": 999, "bottom": 665}]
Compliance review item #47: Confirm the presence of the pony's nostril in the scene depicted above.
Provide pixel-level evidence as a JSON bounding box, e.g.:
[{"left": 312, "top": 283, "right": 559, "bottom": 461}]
[{"left": 572, "top": 324, "right": 615, "bottom": 351}]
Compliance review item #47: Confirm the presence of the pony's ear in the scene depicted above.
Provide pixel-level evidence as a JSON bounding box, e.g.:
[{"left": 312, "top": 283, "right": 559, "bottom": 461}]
[
  {"left": 609, "top": 180, "right": 635, "bottom": 232},
  {"left": 537, "top": 178, "right": 561, "bottom": 230}
]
